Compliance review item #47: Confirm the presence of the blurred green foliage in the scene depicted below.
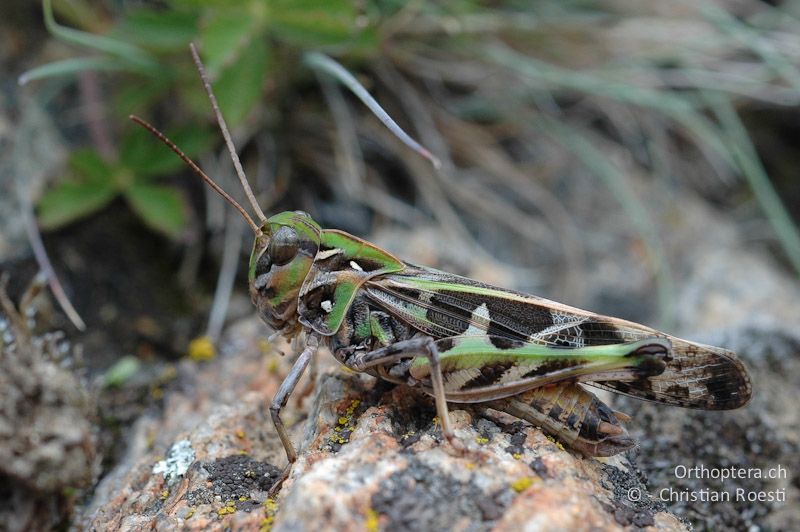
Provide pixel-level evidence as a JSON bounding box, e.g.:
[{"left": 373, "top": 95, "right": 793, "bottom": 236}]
[
  {"left": 24, "top": 0, "right": 800, "bottom": 294},
  {"left": 39, "top": 126, "right": 213, "bottom": 237},
  {"left": 29, "top": 0, "right": 380, "bottom": 237}
]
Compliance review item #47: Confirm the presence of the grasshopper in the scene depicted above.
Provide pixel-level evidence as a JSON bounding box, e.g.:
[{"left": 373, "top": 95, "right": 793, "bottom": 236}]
[{"left": 131, "top": 45, "right": 751, "bottom": 484}]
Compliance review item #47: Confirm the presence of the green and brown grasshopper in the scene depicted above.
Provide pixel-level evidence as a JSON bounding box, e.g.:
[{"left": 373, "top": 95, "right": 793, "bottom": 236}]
[{"left": 131, "top": 45, "right": 751, "bottom": 482}]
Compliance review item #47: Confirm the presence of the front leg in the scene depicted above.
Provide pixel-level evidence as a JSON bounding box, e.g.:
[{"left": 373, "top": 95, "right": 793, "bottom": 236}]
[
  {"left": 270, "top": 334, "right": 319, "bottom": 464},
  {"left": 345, "top": 336, "right": 462, "bottom": 450}
]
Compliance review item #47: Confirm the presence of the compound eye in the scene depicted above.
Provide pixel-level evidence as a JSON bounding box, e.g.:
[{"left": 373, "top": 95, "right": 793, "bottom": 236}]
[{"left": 268, "top": 226, "right": 299, "bottom": 266}]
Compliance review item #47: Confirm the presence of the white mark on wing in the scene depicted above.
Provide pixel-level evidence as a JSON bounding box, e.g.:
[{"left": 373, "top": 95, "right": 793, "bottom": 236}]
[
  {"left": 317, "top": 249, "right": 342, "bottom": 260},
  {"left": 350, "top": 261, "right": 363, "bottom": 271},
  {"left": 321, "top": 300, "right": 333, "bottom": 313},
  {"left": 464, "top": 303, "right": 490, "bottom": 336}
]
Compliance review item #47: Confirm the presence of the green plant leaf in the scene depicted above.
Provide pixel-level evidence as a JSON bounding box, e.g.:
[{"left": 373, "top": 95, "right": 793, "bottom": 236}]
[
  {"left": 114, "top": 77, "right": 172, "bottom": 118},
  {"left": 270, "top": 0, "right": 361, "bottom": 47},
  {"left": 103, "top": 355, "right": 141, "bottom": 388},
  {"left": 120, "top": 124, "right": 214, "bottom": 177},
  {"left": 200, "top": 10, "right": 260, "bottom": 75},
  {"left": 69, "top": 149, "right": 116, "bottom": 181},
  {"left": 119, "top": 8, "right": 198, "bottom": 51},
  {"left": 213, "top": 36, "right": 270, "bottom": 126},
  {"left": 38, "top": 150, "right": 118, "bottom": 229},
  {"left": 124, "top": 183, "right": 188, "bottom": 238}
]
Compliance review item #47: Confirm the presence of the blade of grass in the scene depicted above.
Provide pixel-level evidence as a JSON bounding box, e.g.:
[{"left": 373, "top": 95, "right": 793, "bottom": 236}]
[
  {"left": 303, "top": 51, "right": 441, "bottom": 169},
  {"left": 708, "top": 91, "right": 800, "bottom": 276},
  {"left": 700, "top": 2, "right": 800, "bottom": 91},
  {"left": 483, "top": 44, "right": 737, "bottom": 178},
  {"left": 17, "top": 183, "right": 86, "bottom": 331},
  {"left": 42, "top": 0, "right": 156, "bottom": 70},
  {"left": 206, "top": 208, "right": 244, "bottom": 344},
  {"left": 537, "top": 116, "right": 675, "bottom": 327},
  {"left": 19, "top": 57, "right": 134, "bottom": 85}
]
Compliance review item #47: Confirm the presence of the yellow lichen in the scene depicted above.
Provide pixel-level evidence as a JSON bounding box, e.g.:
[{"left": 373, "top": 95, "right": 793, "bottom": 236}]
[
  {"left": 145, "top": 430, "right": 156, "bottom": 450},
  {"left": 365, "top": 508, "right": 380, "bottom": 532},
  {"left": 510, "top": 477, "right": 536, "bottom": 493},
  {"left": 512, "top": 453, "right": 522, "bottom": 460},
  {"left": 400, "top": 431, "right": 417, "bottom": 442},
  {"left": 545, "top": 434, "right": 565, "bottom": 451},
  {"left": 266, "top": 356, "right": 280, "bottom": 374},
  {"left": 160, "top": 364, "right": 178, "bottom": 381},
  {"left": 188, "top": 336, "right": 216, "bottom": 362},
  {"left": 263, "top": 498, "right": 278, "bottom": 512},
  {"left": 185, "top": 507, "right": 195, "bottom": 520},
  {"left": 261, "top": 498, "right": 279, "bottom": 532},
  {"left": 160, "top": 489, "right": 169, "bottom": 500},
  {"left": 236, "top": 429, "right": 246, "bottom": 439},
  {"left": 465, "top": 462, "right": 475, "bottom": 470},
  {"left": 258, "top": 338, "right": 273, "bottom": 355},
  {"left": 239, "top": 496, "right": 248, "bottom": 502},
  {"left": 475, "top": 436, "right": 489, "bottom": 444},
  {"left": 329, "top": 399, "right": 361, "bottom": 447}
]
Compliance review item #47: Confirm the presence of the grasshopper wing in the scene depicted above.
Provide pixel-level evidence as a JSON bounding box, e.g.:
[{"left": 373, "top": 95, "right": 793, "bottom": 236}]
[{"left": 366, "top": 266, "right": 751, "bottom": 410}]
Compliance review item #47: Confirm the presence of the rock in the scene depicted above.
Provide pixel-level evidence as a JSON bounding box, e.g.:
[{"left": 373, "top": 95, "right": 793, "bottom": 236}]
[
  {"left": 77, "top": 168, "right": 800, "bottom": 531},
  {"left": 0, "top": 282, "right": 97, "bottom": 532},
  {"left": 278, "top": 371, "right": 684, "bottom": 532},
  {"left": 618, "top": 242, "right": 800, "bottom": 531},
  {"left": 80, "top": 316, "right": 685, "bottom": 531}
]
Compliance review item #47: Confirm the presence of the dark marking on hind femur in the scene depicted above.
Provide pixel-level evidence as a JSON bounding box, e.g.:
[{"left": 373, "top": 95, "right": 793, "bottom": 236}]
[
  {"left": 436, "top": 337, "right": 455, "bottom": 352},
  {"left": 636, "top": 356, "right": 667, "bottom": 377},
  {"left": 520, "top": 358, "right": 580, "bottom": 380},
  {"left": 461, "top": 362, "right": 513, "bottom": 389},
  {"left": 628, "top": 341, "right": 669, "bottom": 359},
  {"left": 489, "top": 336, "right": 525, "bottom": 350}
]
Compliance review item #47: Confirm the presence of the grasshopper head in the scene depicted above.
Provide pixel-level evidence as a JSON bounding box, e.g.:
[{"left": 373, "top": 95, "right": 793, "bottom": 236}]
[{"left": 249, "top": 211, "right": 321, "bottom": 334}]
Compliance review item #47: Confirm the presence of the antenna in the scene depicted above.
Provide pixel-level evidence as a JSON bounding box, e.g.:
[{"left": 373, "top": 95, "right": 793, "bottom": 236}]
[
  {"left": 189, "top": 43, "right": 267, "bottom": 223},
  {"left": 129, "top": 115, "right": 261, "bottom": 234}
]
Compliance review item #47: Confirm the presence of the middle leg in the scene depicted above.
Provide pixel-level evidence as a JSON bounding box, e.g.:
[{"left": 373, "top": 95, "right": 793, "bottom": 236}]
[{"left": 345, "top": 336, "right": 462, "bottom": 450}]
